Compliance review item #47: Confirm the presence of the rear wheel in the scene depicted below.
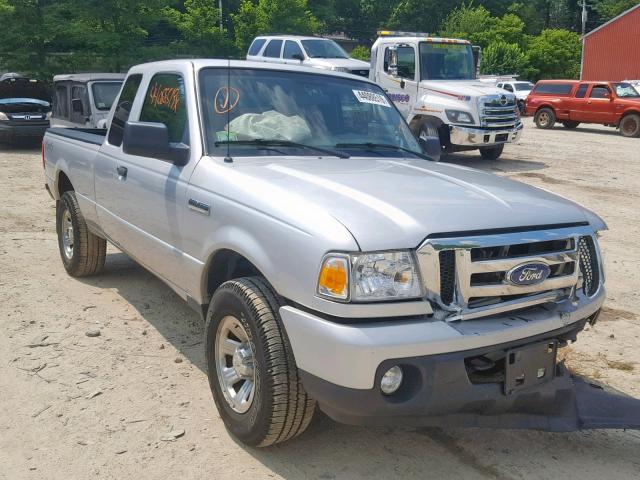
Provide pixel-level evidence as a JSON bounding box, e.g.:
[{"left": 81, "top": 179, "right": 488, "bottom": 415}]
[
  {"left": 517, "top": 100, "right": 526, "bottom": 115},
  {"left": 534, "top": 108, "right": 556, "bottom": 129},
  {"left": 562, "top": 121, "right": 580, "bottom": 129},
  {"left": 619, "top": 114, "right": 640, "bottom": 138},
  {"left": 56, "top": 191, "right": 106, "bottom": 277},
  {"left": 205, "top": 277, "right": 315, "bottom": 447},
  {"left": 479, "top": 144, "right": 504, "bottom": 160}
]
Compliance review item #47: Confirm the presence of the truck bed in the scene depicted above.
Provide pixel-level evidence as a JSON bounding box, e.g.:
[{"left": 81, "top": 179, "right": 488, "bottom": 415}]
[{"left": 46, "top": 127, "right": 106, "bottom": 146}]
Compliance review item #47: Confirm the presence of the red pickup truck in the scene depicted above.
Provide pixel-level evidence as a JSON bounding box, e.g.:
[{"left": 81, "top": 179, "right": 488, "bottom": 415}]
[{"left": 526, "top": 80, "right": 640, "bottom": 138}]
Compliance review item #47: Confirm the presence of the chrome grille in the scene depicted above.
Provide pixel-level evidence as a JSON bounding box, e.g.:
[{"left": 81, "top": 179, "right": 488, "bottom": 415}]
[
  {"left": 578, "top": 236, "right": 599, "bottom": 297},
  {"left": 417, "top": 226, "right": 600, "bottom": 321},
  {"left": 480, "top": 95, "right": 518, "bottom": 129}
]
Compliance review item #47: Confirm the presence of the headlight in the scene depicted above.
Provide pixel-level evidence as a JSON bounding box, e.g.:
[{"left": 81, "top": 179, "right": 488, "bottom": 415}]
[
  {"left": 445, "top": 109, "right": 474, "bottom": 124},
  {"left": 317, "top": 251, "right": 422, "bottom": 302},
  {"left": 0, "top": 112, "right": 8, "bottom": 121}
]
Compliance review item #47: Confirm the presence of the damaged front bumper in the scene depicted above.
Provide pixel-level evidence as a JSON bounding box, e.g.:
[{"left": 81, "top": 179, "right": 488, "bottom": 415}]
[
  {"left": 281, "top": 287, "right": 640, "bottom": 431},
  {"left": 297, "top": 316, "right": 640, "bottom": 431}
]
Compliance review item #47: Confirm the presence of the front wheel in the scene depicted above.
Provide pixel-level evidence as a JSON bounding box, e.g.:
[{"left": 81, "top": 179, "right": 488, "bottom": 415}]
[
  {"left": 205, "top": 277, "right": 316, "bottom": 447},
  {"left": 534, "top": 108, "right": 556, "bottom": 129},
  {"left": 479, "top": 144, "right": 504, "bottom": 160},
  {"left": 418, "top": 122, "right": 441, "bottom": 162},
  {"left": 620, "top": 114, "right": 640, "bottom": 138},
  {"left": 56, "top": 191, "right": 106, "bottom": 277}
]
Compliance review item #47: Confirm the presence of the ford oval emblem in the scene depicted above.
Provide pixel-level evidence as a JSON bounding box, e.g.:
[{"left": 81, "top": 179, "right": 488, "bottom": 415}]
[{"left": 507, "top": 263, "right": 551, "bottom": 286}]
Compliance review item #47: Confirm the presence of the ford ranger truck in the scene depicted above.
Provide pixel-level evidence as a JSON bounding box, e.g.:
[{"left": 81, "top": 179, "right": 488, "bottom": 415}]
[
  {"left": 370, "top": 31, "right": 524, "bottom": 161},
  {"left": 527, "top": 80, "right": 640, "bottom": 137},
  {"left": 43, "top": 60, "right": 640, "bottom": 447}
]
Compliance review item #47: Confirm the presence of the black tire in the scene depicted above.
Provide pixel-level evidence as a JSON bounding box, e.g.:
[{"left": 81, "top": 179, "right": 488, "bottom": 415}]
[
  {"left": 534, "top": 108, "right": 556, "bottom": 129},
  {"left": 56, "top": 191, "right": 106, "bottom": 277},
  {"left": 517, "top": 100, "right": 526, "bottom": 115},
  {"left": 418, "top": 122, "right": 441, "bottom": 162},
  {"left": 479, "top": 144, "right": 504, "bottom": 160},
  {"left": 562, "top": 121, "right": 580, "bottom": 129},
  {"left": 205, "top": 277, "right": 315, "bottom": 447},
  {"left": 619, "top": 114, "right": 640, "bottom": 138}
]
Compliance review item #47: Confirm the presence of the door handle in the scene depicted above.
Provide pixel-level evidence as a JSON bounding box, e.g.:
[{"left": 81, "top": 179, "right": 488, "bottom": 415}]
[{"left": 116, "top": 165, "right": 128, "bottom": 178}]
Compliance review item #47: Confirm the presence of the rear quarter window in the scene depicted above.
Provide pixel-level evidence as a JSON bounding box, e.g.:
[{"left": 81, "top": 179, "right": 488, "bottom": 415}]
[
  {"left": 108, "top": 74, "right": 143, "bottom": 147},
  {"left": 532, "top": 83, "right": 574, "bottom": 95},
  {"left": 248, "top": 38, "right": 266, "bottom": 56}
]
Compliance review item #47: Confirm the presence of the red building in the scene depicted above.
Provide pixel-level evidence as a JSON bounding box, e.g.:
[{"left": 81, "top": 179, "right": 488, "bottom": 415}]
[{"left": 581, "top": 4, "right": 640, "bottom": 81}]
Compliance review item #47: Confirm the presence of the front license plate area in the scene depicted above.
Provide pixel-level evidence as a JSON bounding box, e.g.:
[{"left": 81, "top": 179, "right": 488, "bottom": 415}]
[{"left": 504, "top": 340, "right": 557, "bottom": 395}]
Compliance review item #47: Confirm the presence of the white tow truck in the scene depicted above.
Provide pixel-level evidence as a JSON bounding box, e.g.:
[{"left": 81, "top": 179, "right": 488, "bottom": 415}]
[{"left": 370, "top": 31, "right": 523, "bottom": 160}]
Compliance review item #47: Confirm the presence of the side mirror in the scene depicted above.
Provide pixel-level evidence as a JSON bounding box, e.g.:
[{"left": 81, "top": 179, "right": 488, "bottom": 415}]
[
  {"left": 71, "top": 98, "right": 83, "bottom": 114},
  {"left": 388, "top": 64, "right": 399, "bottom": 77},
  {"left": 122, "top": 121, "right": 190, "bottom": 165},
  {"left": 418, "top": 136, "right": 441, "bottom": 162},
  {"left": 292, "top": 53, "right": 304, "bottom": 62}
]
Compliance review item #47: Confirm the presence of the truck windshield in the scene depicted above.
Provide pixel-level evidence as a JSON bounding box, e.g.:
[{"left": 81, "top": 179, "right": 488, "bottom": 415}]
[
  {"left": 419, "top": 43, "right": 475, "bottom": 81},
  {"left": 91, "top": 82, "right": 123, "bottom": 110},
  {"left": 300, "top": 39, "right": 349, "bottom": 59},
  {"left": 613, "top": 83, "right": 640, "bottom": 98},
  {"left": 199, "top": 68, "right": 423, "bottom": 158}
]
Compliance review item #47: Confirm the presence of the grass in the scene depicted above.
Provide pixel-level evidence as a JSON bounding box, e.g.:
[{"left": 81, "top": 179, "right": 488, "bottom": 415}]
[{"left": 606, "top": 360, "right": 635, "bottom": 372}]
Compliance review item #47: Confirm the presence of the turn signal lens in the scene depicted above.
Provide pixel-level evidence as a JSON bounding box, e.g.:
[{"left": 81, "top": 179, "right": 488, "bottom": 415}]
[{"left": 318, "top": 256, "right": 349, "bottom": 300}]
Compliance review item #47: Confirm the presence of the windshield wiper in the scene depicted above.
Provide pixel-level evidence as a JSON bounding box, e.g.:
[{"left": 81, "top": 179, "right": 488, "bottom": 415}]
[
  {"left": 335, "top": 142, "right": 430, "bottom": 160},
  {"left": 215, "top": 139, "right": 350, "bottom": 159}
]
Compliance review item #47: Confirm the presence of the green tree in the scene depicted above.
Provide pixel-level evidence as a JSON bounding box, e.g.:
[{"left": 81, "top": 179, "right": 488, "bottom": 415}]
[
  {"left": 593, "top": 0, "right": 639, "bottom": 20},
  {"left": 349, "top": 45, "right": 370, "bottom": 61},
  {"left": 232, "top": 0, "right": 319, "bottom": 52},
  {"left": 481, "top": 41, "right": 528, "bottom": 75},
  {"left": 389, "top": 0, "right": 464, "bottom": 34},
  {"left": 441, "top": 5, "right": 528, "bottom": 48},
  {"left": 164, "top": 0, "right": 236, "bottom": 57},
  {"left": 527, "top": 28, "right": 581, "bottom": 80}
]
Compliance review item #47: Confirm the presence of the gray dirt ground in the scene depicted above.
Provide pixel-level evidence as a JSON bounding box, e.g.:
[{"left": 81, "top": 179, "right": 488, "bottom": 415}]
[{"left": 1, "top": 117, "right": 639, "bottom": 479}]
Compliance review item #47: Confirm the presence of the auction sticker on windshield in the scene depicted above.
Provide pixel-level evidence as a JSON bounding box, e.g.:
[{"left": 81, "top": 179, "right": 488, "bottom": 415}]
[{"left": 352, "top": 90, "right": 390, "bottom": 107}]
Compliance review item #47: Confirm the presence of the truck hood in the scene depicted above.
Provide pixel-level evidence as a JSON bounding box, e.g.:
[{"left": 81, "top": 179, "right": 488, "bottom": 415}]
[
  {"left": 232, "top": 157, "right": 598, "bottom": 251},
  {"left": 420, "top": 80, "right": 515, "bottom": 99}
]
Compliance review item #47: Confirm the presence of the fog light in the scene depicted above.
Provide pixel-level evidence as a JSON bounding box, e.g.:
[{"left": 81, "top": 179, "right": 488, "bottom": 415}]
[{"left": 380, "top": 366, "right": 403, "bottom": 395}]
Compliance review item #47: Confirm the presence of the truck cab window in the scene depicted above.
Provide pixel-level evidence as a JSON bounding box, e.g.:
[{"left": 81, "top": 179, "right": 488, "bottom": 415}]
[
  {"left": 590, "top": 86, "right": 611, "bottom": 99},
  {"left": 396, "top": 46, "right": 416, "bottom": 80},
  {"left": 140, "top": 73, "right": 188, "bottom": 145},
  {"left": 70, "top": 85, "right": 89, "bottom": 123},
  {"left": 108, "top": 74, "right": 143, "bottom": 147},
  {"left": 575, "top": 84, "right": 588, "bottom": 98}
]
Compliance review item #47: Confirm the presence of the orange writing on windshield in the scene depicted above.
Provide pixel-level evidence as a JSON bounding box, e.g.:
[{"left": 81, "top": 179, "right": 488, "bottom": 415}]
[
  {"left": 149, "top": 83, "right": 181, "bottom": 112},
  {"left": 214, "top": 86, "right": 240, "bottom": 114}
]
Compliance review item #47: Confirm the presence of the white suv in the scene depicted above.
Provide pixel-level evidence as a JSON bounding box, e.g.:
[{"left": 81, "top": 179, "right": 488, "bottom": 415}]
[
  {"left": 246, "top": 35, "right": 370, "bottom": 77},
  {"left": 496, "top": 80, "right": 534, "bottom": 114}
]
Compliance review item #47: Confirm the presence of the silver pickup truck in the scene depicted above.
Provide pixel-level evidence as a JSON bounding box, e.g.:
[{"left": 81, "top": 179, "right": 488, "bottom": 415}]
[{"left": 43, "top": 59, "right": 640, "bottom": 446}]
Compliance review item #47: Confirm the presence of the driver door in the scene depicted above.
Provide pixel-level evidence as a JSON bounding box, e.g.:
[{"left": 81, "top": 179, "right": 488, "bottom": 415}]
[
  {"left": 377, "top": 44, "right": 419, "bottom": 119},
  {"left": 583, "top": 84, "right": 617, "bottom": 123}
]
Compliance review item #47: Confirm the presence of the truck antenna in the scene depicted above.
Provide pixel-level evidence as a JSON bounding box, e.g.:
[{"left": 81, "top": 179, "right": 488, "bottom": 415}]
[{"left": 224, "top": 57, "right": 233, "bottom": 163}]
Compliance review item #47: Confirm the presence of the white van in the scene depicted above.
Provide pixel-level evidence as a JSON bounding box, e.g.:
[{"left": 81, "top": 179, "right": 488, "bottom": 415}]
[
  {"left": 246, "top": 36, "right": 370, "bottom": 77},
  {"left": 51, "top": 73, "right": 125, "bottom": 129}
]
